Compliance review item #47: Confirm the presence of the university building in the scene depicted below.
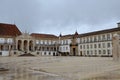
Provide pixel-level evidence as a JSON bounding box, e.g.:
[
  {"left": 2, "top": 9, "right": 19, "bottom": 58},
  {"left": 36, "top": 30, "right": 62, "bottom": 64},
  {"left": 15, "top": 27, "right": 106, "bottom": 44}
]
[{"left": 0, "top": 23, "right": 120, "bottom": 57}]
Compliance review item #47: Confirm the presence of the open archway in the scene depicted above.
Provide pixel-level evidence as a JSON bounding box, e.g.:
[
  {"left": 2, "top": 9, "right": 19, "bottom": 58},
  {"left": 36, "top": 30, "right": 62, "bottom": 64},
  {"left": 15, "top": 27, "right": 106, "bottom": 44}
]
[
  {"left": 29, "top": 40, "right": 33, "bottom": 51},
  {"left": 18, "top": 40, "right": 22, "bottom": 51},
  {"left": 24, "top": 40, "right": 28, "bottom": 51}
]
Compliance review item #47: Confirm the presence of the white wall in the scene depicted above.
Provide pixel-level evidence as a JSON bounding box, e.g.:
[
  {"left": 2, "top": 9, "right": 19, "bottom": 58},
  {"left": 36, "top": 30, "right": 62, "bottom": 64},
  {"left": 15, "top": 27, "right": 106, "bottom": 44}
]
[
  {"left": 59, "top": 45, "right": 70, "bottom": 52},
  {"left": 0, "top": 51, "right": 9, "bottom": 56}
]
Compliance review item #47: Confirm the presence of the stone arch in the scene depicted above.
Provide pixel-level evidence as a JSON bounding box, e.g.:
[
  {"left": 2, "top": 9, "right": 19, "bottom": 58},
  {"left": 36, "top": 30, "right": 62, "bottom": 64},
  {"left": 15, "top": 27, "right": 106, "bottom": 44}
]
[
  {"left": 18, "top": 40, "right": 22, "bottom": 51},
  {"left": 24, "top": 40, "right": 28, "bottom": 51},
  {"left": 29, "top": 40, "right": 33, "bottom": 51}
]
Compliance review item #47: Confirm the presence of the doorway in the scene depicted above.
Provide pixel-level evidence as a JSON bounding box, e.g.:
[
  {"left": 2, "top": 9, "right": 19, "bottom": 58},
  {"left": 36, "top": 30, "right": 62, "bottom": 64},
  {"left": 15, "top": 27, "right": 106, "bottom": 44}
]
[
  {"left": 80, "top": 51, "right": 83, "bottom": 56},
  {"left": 73, "top": 48, "right": 76, "bottom": 56}
]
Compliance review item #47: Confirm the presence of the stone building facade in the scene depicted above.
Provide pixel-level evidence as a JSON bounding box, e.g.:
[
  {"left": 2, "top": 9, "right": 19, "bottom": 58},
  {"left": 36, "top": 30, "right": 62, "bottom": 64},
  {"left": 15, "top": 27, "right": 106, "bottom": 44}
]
[{"left": 0, "top": 23, "right": 120, "bottom": 57}]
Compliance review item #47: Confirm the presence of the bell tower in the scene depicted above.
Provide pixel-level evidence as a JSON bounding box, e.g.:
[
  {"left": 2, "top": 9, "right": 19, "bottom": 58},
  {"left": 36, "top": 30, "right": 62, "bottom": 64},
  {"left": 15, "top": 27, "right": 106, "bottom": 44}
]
[{"left": 70, "top": 31, "right": 79, "bottom": 56}]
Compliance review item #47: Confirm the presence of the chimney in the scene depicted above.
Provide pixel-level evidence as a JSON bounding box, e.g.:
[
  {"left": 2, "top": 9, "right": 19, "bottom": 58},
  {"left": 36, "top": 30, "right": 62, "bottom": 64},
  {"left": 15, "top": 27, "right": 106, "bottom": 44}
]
[{"left": 117, "top": 22, "right": 120, "bottom": 27}]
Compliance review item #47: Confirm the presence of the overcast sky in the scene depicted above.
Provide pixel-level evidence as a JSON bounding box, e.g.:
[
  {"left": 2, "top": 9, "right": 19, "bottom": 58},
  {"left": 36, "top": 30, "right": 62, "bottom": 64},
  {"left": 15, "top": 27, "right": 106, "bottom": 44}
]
[{"left": 0, "top": 0, "right": 120, "bottom": 35}]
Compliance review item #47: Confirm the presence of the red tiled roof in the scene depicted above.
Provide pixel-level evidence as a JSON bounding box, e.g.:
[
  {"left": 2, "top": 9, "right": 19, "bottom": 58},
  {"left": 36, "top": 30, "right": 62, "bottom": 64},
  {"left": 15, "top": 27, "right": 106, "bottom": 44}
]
[
  {"left": 31, "top": 33, "right": 58, "bottom": 38},
  {"left": 60, "top": 27, "right": 120, "bottom": 38},
  {"left": 79, "top": 27, "right": 120, "bottom": 37},
  {"left": 0, "top": 23, "right": 21, "bottom": 36},
  {"left": 60, "top": 34, "right": 73, "bottom": 38}
]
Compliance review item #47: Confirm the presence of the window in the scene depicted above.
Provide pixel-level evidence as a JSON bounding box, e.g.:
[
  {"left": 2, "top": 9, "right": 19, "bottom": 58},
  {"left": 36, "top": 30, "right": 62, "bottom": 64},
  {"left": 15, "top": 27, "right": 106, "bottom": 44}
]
[
  {"left": 94, "top": 36, "right": 97, "bottom": 42},
  {"left": 66, "top": 40, "right": 68, "bottom": 44},
  {"left": 37, "top": 52, "right": 39, "bottom": 55},
  {"left": 51, "top": 47, "right": 53, "bottom": 51},
  {"left": 43, "top": 41, "right": 45, "bottom": 44},
  {"left": 107, "top": 43, "right": 111, "bottom": 48},
  {"left": 90, "top": 44, "right": 93, "bottom": 49},
  {"left": 0, "top": 52, "right": 2, "bottom": 55},
  {"left": 94, "top": 44, "right": 97, "bottom": 48},
  {"left": 6, "top": 45, "right": 9, "bottom": 50},
  {"left": 39, "top": 47, "right": 41, "bottom": 51},
  {"left": 87, "top": 51, "right": 89, "bottom": 55},
  {"left": 85, "top": 38, "right": 87, "bottom": 43},
  {"left": 47, "top": 47, "right": 49, "bottom": 51},
  {"left": 0, "top": 45, "right": 4, "bottom": 50},
  {"left": 83, "top": 38, "right": 85, "bottom": 43},
  {"left": 42, "top": 47, "right": 44, "bottom": 51},
  {"left": 95, "top": 50, "right": 97, "bottom": 55},
  {"left": 98, "top": 35, "right": 101, "bottom": 41},
  {"left": 66, "top": 47, "right": 68, "bottom": 50},
  {"left": 44, "top": 40, "right": 47, "bottom": 44},
  {"left": 7, "top": 38, "right": 13, "bottom": 43},
  {"left": 40, "top": 40, "right": 43, "bottom": 44},
  {"left": 80, "top": 38, "right": 82, "bottom": 43},
  {"left": 98, "top": 44, "right": 101, "bottom": 48},
  {"left": 59, "top": 47, "right": 61, "bottom": 51},
  {"left": 91, "top": 51, "right": 93, "bottom": 55},
  {"left": 54, "top": 47, "right": 56, "bottom": 51},
  {"left": 87, "top": 45, "right": 89, "bottom": 49},
  {"left": 107, "top": 34, "right": 111, "bottom": 40},
  {"left": 14, "top": 52, "right": 16, "bottom": 55},
  {"left": 49, "top": 52, "right": 51, "bottom": 55},
  {"left": 44, "top": 52, "right": 46, "bottom": 55},
  {"left": 0, "top": 38, "right": 5, "bottom": 43},
  {"left": 99, "top": 50, "right": 101, "bottom": 54},
  {"left": 83, "top": 45, "right": 85, "bottom": 49},
  {"left": 107, "top": 50, "right": 110, "bottom": 55},
  {"left": 90, "top": 37, "right": 93, "bottom": 42},
  {"left": 103, "top": 50, "right": 106, "bottom": 54},
  {"left": 87, "top": 37, "right": 89, "bottom": 42},
  {"left": 103, "top": 43, "right": 105, "bottom": 48},
  {"left": 84, "top": 51, "right": 86, "bottom": 55},
  {"left": 102, "top": 35, "right": 106, "bottom": 40},
  {"left": 49, "top": 40, "right": 51, "bottom": 45},
  {"left": 80, "top": 45, "right": 82, "bottom": 49}
]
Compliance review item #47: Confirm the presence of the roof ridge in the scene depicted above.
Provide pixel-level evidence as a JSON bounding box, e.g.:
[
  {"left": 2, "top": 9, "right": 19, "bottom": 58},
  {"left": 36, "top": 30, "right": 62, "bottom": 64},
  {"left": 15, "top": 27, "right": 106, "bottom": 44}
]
[
  {"left": 31, "top": 33, "right": 57, "bottom": 36},
  {"left": 0, "top": 23, "right": 15, "bottom": 26}
]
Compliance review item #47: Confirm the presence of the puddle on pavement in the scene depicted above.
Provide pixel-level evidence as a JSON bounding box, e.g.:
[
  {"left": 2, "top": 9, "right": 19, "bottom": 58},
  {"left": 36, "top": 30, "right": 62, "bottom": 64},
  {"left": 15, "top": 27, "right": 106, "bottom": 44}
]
[{"left": 0, "top": 67, "right": 69, "bottom": 80}]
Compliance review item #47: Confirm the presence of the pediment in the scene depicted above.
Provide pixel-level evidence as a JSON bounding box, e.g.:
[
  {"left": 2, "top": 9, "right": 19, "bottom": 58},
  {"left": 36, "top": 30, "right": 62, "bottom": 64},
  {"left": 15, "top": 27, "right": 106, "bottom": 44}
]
[{"left": 16, "top": 33, "right": 33, "bottom": 39}]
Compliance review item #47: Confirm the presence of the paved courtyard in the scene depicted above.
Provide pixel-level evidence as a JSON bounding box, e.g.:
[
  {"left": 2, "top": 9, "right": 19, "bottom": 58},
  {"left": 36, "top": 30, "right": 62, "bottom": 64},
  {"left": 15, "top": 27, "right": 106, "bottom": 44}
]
[{"left": 0, "top": 56, "right": 120, "bottom": 80}]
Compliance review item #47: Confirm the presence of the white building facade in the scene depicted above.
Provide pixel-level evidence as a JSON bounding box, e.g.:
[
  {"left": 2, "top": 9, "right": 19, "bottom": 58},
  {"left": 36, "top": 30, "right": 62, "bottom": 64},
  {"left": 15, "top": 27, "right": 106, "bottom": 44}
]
[{"left": 0, "top": 23, "right": 120, "bottom": 57}]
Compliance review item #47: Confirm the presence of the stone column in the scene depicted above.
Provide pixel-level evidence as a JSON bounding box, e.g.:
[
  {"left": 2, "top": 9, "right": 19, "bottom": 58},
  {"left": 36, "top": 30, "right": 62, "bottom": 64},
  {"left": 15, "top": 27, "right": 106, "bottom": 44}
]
[
  {"left": 16, "top": 40, "right": 18, "bottom": 50},
  {"left": 27, "top": 40, "right": 29, "bottom": 53},
  {"left": 21, "top": 40, "right": 24, "bottom": 51},
  {"left": 112, "top": 33, "right": 120, "bottom": 61}
]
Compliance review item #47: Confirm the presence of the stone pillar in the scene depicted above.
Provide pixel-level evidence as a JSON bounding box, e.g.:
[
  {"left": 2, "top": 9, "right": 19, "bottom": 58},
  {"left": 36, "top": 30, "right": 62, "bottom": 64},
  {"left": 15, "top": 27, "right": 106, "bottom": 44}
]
[
  {"left": 27, "top": 40, "right": 29, "bottom": 53},
  {"left": 33, "top": 41, "right": 35, "bottom": 51},
  {"left": 112, "top": 33, "right": 120, "bottom": 61},
  {"left": 16, "top": 40, "right": 18, "bottom": 50},
  {"left": 8, "top": 45, "right": 10, "bottom": 50},
  {"left": 21, "top": 40, "right": 24, "bottom": 51}
]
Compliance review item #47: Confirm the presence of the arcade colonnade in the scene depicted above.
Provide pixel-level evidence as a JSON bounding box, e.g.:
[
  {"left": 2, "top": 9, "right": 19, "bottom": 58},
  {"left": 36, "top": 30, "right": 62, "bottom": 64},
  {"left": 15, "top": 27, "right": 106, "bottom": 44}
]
[{"left": 16, "top": 39, "right": 35, "bottom": 53}]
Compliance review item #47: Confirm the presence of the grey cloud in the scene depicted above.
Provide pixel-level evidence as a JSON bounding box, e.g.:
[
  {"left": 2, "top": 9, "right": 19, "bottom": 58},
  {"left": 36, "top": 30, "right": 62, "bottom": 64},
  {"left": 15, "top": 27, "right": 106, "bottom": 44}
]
[{"left": 0, "top": 0, "right": 120, "bottom": 35}]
